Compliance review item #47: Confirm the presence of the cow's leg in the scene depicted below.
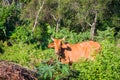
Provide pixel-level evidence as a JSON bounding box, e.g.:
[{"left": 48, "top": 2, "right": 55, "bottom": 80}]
[
  {"left": 58, "top": 56, "right": 61, "bottom": 62},
  {"left": 60, "top": 56, "right": 72, "bottom": 65},
  {"left": 68, "top": 56, "right": 72, "bottom": 65}
]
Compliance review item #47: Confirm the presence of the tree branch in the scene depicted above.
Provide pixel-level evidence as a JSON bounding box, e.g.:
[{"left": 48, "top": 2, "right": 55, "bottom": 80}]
[
  {"left": 84, "top": 13, "right": 92, "bottom": 27},
  {"left": 6, "top": 0, "right": 10, "bottom": 5},
  {"left": 86, "top": 21, "right": 92, "bottom": 27},
  {"left": 90, "top": 12, "right": 97, "bottom": 40},
  {"left": 92, "top": 12, "right": 97, "bottom": 26},
  {"left": 51, "top": 14, "right": 57, "bottom": 21},
  {"left": 2, "top": 0, "right": 10, "bottom": 6},
  {"left": 32, "top": 0, "right": 44, "bottom": 32}
]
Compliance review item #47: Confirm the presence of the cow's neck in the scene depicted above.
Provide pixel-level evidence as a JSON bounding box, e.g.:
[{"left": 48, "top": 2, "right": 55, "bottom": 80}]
[{"left": 59, "top": 47, "right": 66, "bottom": 57}]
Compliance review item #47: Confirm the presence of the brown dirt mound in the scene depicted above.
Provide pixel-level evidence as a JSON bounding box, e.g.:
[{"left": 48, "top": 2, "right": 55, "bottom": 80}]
[{"left": 0, "top": 60, "right": 38, "bottom": 80}]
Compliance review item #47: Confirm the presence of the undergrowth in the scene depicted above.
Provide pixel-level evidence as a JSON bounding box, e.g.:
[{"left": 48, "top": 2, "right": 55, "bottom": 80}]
[{"left": 0, "top": 27, "right": 120, "bottom": 79}]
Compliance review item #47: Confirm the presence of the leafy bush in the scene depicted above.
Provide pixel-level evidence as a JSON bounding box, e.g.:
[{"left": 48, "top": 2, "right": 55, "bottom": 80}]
[
  {"left": 0, "top": 4, "right": 20, "bottom": 40},
  {"left": 0, "top": 41, "right": 55, "bottom": 68},
  {"left": 47, "top": 25, "right": 90, "bottom": 44},
  {"left": 10, "top": 26, "right": 31, "bottom": 43},
  {"left": 96, "top": 27, "right": 115, "bottom": 42},
  {"left": 37, "top": 59, "right": 70, "bottom": 80}
]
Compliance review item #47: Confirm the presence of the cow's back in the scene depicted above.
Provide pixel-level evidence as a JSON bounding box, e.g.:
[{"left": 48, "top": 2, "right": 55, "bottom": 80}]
[
  {"left": 61, "top": 41, "right": 101, "bottom": 63},
  {"left": 78, "top": 41, "right": 101, "bottom": 59}
]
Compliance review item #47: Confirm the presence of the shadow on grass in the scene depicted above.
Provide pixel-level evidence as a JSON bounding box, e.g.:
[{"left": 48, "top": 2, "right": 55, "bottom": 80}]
[
  {"left": 61, "top": 69, "right": 80, "bottom": 80},
  {"left": 0, "top": 47, "right": 4, "bottom": 54}
]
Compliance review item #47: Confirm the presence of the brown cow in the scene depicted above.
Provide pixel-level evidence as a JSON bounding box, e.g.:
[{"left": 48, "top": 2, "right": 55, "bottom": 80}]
[{"left": 48, "top": 37, "right": 101, "bottom": 64}]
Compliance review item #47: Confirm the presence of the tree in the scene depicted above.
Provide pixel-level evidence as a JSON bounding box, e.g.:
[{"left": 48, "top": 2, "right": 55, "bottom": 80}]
[{"left": 77, "top": 0, "right": 111, "bottom": 40}]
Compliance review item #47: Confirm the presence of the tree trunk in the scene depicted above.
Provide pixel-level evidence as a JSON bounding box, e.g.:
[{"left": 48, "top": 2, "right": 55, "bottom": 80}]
[
  {"left": 56, "top": 19, "right": 60, "bottom": 33},
  {"left": 51, "top": 14, "right": 61, "bottom": 33},
  {"left": 91, "top": 23, "right": 96, "bottom": 40},
  {"left": 32, "top": 1, "right": 44, "bottom": 32},
  {"left": 86, "top": 12, "right": 97, "bottom": 40},
  {"left": 91, "top": 12, "right": 97, "bottom": 40}
]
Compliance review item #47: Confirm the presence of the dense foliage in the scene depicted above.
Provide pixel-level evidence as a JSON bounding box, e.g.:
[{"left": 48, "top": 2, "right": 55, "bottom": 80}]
[{"left": 0, "top": 0, "right": 120, "bottom": 80}]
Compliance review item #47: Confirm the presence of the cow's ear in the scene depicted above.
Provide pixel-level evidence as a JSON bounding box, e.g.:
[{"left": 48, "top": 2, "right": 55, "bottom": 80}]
[
  {"left": 62, "top": 43, "right": 69, "bottom": 48},
  {"left": 48, "top": 43, "right": 54, "bottom": 48}
]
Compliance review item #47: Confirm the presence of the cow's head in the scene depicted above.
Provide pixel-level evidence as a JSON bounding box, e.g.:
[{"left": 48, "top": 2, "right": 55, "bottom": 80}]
[{"left": 48, "top": 37, "right": 67, "bottom": 54}]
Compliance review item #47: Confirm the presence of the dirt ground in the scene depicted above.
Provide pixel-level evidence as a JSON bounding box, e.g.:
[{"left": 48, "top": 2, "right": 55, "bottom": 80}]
[{"left": 0, "top": 60, "right": 38, "bottom": 80}]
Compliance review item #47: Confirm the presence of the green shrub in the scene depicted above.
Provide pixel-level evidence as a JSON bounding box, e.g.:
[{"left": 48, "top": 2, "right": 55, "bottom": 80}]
[
  {"left": 96, "top": 27, "right": 115, "bottom": 42},
  {"left": 10, "top": 26, "right": 31, "bottom": 44},
  {"left": 47, "top": 25, "right": 90, "bottom": 44},
  {"left": 0, "top": 4, "right": 20, "bottom": 40},
  {"left": 37, "top": 59, "right": 70, "bottom": 80},
  {"left": 0, "top": 41, "right": 55, "bottom": 68}
]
